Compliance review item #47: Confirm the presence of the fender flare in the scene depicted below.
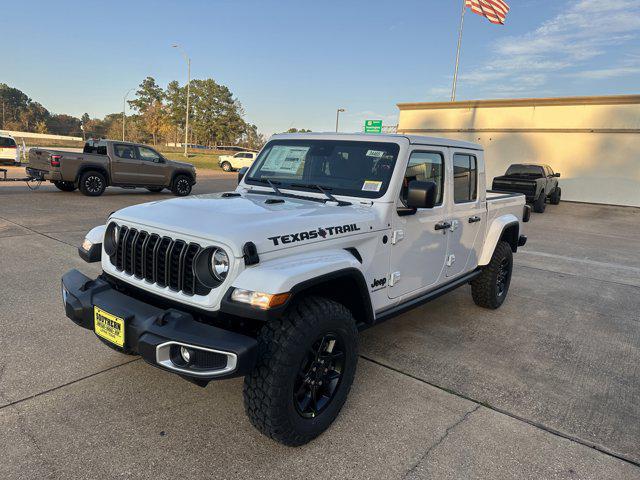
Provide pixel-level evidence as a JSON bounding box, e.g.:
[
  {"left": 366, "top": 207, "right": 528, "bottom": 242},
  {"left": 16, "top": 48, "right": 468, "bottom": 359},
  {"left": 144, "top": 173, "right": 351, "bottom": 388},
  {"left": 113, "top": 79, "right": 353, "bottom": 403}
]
[
  {"left": 220, "top": 249, "right": 373, "bottom": 323},
  {"left": 76, "top": 164, "right": 110, "bottom": 185},
  {"left": 478, "top": 215, "right": 519, "bottom": 266}
]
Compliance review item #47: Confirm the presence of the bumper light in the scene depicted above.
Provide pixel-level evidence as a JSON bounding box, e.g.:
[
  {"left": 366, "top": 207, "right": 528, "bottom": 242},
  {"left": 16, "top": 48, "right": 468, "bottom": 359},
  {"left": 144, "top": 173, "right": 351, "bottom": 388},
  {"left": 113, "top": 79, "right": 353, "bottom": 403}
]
[
  {"left": 81, "top": 238, "right": 93, "bottom": 252},
  {"left": 231, "top": 288, "right": 290, "bottom": 309},
  {"left": 180, "top": 346, "right": 192, "bottom": 363}
]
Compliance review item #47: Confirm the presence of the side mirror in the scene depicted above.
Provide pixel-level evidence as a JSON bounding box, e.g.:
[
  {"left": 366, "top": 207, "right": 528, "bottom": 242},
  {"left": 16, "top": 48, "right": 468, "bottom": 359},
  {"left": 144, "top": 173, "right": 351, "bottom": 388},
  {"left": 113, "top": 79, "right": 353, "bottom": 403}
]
[
  {"left": 554, "top": 172, "right": 561, "bottom": 178},
  {"left": 238, "top": 166, "right": 249, "bottom": 184},
  {"left": 407, "top": 180, "right": 437, "bottom": 209}
]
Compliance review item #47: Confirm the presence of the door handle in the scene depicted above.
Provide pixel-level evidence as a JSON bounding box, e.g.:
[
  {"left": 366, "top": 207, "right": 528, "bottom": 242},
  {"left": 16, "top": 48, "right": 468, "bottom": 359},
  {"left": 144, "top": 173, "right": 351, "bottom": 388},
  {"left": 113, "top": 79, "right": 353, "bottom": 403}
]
[
  {"left": 434, "top": 221, "right": 451, "bottom": 231},
  {"left": 468, "top": 216, "right": 481, "bottom": 223}
]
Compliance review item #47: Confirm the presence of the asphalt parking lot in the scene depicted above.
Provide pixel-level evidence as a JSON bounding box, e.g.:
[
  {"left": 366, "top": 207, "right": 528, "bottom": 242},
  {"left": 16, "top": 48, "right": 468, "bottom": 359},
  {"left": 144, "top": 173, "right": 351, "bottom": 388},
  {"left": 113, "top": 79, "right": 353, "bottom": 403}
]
[{"left": 1, "top": 167, "right": 639, "bottom": 479}]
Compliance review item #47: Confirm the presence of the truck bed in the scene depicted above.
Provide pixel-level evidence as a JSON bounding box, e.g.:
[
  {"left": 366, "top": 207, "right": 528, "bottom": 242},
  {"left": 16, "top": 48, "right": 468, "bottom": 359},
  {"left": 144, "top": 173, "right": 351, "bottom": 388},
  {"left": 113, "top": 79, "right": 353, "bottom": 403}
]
[{"left": 28, "top": 148, "right": 107, "bottom": 182}]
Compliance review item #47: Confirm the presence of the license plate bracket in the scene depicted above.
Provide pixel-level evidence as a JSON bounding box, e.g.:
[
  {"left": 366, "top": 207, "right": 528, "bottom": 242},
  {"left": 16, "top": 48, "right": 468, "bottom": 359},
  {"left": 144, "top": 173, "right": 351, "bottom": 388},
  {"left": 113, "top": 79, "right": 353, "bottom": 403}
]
[{"left": 94, "top": 306, "right": 125, "bottom": 347}]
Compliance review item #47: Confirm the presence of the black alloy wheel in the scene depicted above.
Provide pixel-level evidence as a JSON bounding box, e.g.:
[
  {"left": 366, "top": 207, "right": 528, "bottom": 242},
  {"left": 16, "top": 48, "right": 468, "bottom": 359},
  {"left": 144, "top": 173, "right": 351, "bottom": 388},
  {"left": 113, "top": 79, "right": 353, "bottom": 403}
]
[{"left": 294, "top": 333, "right": 345, "bottom": 419}]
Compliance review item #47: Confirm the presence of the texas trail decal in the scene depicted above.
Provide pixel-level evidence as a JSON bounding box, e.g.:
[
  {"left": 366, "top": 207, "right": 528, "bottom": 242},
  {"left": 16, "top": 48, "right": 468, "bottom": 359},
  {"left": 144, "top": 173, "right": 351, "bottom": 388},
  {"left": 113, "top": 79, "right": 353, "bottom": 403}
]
[{"left": 268, "top": 224, "right": 361, "bottom": 246}]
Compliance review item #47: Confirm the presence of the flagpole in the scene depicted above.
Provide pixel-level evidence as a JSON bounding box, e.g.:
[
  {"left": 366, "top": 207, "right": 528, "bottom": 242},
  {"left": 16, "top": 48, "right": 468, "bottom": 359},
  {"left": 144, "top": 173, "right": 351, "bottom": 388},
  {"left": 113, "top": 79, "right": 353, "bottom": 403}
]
[{"left": 451, "top": 0, "right": 467, "bottom": 102}]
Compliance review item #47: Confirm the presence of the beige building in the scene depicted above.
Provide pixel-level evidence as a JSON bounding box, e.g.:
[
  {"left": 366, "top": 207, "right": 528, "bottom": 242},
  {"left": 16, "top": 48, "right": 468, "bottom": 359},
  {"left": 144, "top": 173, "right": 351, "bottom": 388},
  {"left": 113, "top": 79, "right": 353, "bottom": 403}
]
[{"left": 397, "top": 95, "right": 640, "bottom": 207}]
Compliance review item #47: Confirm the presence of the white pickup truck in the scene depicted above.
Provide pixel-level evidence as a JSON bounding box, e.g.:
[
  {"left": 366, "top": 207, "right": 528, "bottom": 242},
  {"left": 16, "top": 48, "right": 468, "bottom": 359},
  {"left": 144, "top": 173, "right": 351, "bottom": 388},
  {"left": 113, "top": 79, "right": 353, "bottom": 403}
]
[{"left": 62, "top": 133, "right": 529, "bottom": 446}]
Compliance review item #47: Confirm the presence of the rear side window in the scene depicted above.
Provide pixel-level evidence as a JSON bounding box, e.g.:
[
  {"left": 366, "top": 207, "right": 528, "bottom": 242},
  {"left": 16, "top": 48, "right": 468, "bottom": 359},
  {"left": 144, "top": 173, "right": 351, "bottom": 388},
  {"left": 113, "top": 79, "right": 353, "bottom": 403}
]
[
  {"left": 0, "top": 137, "right": 16, "bottom": 147},
  {"left": 453, "top": 153, "right": 478, "bottom": 203},
  {"left": 402, "top": 151, "right": 444, "bottom": 206},
  {"left": 114, "top": 144, "right": 137, "bottom": 159},
  {"left": 84, "top": 140, "right": 107, "bottom": 155}
]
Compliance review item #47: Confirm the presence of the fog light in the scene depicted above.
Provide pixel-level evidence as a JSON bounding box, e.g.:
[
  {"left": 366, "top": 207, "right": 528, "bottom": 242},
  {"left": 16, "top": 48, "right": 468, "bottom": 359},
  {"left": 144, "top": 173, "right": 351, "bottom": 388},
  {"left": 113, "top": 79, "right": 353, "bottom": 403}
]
[{"left": 180, "top": 346, "right": 193, "bottom": 364}]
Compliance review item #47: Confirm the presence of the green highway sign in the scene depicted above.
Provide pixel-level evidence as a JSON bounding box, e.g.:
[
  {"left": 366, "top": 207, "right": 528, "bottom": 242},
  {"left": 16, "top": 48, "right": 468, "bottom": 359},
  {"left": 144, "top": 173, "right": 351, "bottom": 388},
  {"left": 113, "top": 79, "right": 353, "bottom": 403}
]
[{"left": 364, "top": 120, "right": 383, "bottom": 133}]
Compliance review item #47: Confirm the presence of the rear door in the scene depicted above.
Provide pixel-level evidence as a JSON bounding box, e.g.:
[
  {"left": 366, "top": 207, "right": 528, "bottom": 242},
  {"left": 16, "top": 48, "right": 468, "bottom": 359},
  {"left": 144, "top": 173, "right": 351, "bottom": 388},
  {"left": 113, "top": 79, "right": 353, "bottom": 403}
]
[
  {"left": 111, "top": 143, "right": 143, "bottom": 184},
  {"left": 388, "top": 149, "right": 449, "bottom": 299},
  {"left": 446, "top": 150, "right": 485, "bottom": 278},
  {"left": 136, "top": 146, "right": 166, "bottom": 185}
]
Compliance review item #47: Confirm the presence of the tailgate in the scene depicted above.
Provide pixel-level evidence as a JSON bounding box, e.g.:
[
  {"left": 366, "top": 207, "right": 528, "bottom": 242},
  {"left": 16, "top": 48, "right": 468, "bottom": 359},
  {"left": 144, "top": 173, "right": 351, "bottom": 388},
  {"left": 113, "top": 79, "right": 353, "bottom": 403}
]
[
  {"left": 491, "top": 177, "right": 537, "bottom": 197},
  {"left": 28, "top": 148, "right": 55, "bottom": 171}
]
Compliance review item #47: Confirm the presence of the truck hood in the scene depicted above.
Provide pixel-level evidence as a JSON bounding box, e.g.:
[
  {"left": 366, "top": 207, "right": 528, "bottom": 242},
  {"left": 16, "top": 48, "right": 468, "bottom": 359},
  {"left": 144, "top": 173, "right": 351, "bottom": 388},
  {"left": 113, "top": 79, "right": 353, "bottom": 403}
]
[
  {"left": 111, "top": 193, "right": 379, "bottom": 257},
  {"left": 166, "top": 159, "right": 195, "bottom": 169}
]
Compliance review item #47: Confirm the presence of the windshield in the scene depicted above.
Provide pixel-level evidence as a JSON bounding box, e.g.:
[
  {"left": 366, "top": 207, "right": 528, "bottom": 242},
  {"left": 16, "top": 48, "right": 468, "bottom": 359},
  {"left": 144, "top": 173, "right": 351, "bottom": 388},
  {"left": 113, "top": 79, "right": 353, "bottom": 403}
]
[
  {"left": 245, "top": 140, "right": 400, "bottom": 199},
  {"left": 505, "top": 165, "right": 544, "bottom": 177}
]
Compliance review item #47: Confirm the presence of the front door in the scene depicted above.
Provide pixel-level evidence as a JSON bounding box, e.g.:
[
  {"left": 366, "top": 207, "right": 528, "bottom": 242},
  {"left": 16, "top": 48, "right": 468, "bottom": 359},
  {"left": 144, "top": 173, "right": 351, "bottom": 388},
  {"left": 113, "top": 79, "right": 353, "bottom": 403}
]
[
  {"left": 447, "top": 151, "right": 485, "bottom": 277},
  {"left": 111, "top": 143, "right": 143, "bottom": 184},
  {"left": 137, "top": 146, "right": 167, "bottom": 185},
  {"left": 389, "top": 150, "right": 449, "bottom": 299}
]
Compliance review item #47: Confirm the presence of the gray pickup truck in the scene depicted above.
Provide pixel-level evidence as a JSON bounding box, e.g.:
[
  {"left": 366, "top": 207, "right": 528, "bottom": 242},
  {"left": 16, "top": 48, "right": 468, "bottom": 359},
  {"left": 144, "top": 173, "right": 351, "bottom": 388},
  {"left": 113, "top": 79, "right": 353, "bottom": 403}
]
[
  {"left": 492, "top": 164, "right": 561, "bottom": 213},
  {"left": 28, "top": 139, "right": 197, "bottom": 197}
]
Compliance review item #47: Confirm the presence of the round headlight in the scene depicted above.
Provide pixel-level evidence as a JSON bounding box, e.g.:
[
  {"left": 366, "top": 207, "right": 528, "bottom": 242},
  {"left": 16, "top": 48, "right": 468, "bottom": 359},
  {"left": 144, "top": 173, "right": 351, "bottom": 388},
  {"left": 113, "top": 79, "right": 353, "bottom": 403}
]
[
  {"left": 104, "top": 222, "right": 119, "bottom": 256},
  {"left": 210, "top": 249, "right": 229, "bottom": 281}
]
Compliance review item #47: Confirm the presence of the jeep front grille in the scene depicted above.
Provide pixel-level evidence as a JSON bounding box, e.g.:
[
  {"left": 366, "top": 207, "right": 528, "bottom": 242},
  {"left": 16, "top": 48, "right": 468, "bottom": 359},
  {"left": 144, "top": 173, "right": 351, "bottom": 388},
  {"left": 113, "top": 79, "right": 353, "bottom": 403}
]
[{"left": 111, "top": 226, "right": 210, "bottom": 296}]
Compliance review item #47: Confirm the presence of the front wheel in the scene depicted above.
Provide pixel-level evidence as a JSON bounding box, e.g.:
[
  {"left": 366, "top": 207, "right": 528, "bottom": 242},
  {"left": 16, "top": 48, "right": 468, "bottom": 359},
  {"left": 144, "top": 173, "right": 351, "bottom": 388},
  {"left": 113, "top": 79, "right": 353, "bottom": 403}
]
[
  {"left": 53, "top": 180, "right": 77, "bottom": 192},
  {"left": 550, "top": 187, "right": 561, "bottom": 205},
  {"left": 471, "top": 240, "right": 513, "bottom": 309},
  {"left": 243, "top": 296, "right": 358, "bottom": 446},
  {"left": 221, "top": 161, "right": 232, "bottom": 172},
  {"left": 171, "top": 175, "right": 192, "bottom": 196}
]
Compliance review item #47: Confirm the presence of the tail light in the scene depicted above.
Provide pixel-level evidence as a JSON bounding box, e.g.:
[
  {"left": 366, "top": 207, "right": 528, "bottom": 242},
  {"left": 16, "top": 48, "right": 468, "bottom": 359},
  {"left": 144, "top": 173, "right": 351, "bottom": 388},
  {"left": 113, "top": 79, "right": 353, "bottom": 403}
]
[{"left": 50, "top": 155, "right": 62, "bottom": 167}]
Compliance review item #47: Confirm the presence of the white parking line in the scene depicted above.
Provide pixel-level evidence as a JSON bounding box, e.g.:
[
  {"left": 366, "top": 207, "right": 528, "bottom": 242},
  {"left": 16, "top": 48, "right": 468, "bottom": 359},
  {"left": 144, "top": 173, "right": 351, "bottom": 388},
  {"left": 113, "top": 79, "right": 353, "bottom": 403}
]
[{"left": 520, "top": 250, "right": 640, "bottom": 274}]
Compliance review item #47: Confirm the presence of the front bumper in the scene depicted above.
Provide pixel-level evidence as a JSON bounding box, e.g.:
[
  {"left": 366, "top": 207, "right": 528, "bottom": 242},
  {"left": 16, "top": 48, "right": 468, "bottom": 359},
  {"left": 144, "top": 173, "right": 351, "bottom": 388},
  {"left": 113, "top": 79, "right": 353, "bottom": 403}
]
[{"left": 61, "top": 269, "right": 257, "bottom": 384}]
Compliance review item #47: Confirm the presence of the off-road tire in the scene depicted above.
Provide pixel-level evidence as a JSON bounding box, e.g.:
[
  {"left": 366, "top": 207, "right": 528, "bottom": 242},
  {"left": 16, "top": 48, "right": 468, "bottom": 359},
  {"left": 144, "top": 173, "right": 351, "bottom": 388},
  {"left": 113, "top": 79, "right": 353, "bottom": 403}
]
[
  {"left": 550, "top": 187, "right": 561, "bottom": 205},
  {"left": 78, "top": 170, "right": 106, "bottom": 197},
  {"left": 471, "top": 240, "right": 513, "bottom": 309},
  {"left": 146, "top": 186, "right": 164, "bottom": 193},
  {"left": 171, "top": 174, "right": 192, "bottom": 196},
  {"left": 243, "top": 296, "right": 358, "bottom": 446},
  {"left": 221, "top": 161, "right": 232, "bottom": 172},
  {"left": 533, "top": 190, "right": 546, "bottom": 213},
  {"left": 53, "top": 180, "right": 77, "bottom": 192}
]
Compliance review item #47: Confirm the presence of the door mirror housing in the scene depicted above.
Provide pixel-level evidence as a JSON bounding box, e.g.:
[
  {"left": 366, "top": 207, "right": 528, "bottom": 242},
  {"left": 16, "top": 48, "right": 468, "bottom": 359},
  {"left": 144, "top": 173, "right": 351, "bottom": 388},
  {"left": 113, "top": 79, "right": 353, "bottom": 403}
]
[
  {"left": 407, "top": 180, "right": 438, "bottom": 209},
  {"left": 238, "top": 166, "right": 249, "bottom": 184},
  {"left": 554, "top": 172, "right": 561, "bottom": 178}
]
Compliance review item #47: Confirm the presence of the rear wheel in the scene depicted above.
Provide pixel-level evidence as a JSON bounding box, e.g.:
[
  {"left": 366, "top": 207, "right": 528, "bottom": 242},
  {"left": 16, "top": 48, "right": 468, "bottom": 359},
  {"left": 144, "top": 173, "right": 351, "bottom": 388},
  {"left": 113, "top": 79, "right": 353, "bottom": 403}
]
[
  {"left": 53, "top": 180, "right": 76, "bottom": 192},
  {"left": 471, "top": 241, "right": 513, "bottom": 309},
  {"left": 171, "top": 175, "right": 192, "bottom": 196},
  {"left": 550, "top": 187, "right": 561, "bottom": 205},
  {"left": 146, "top": 186, "right": 164, "bottom": 193},
  {"left": 221, "top": 161, "right": 232, "bottom": 172},
  {"left": 243, "top": 296, "right": 358, "bottom": 446},
  {"left": 533, "top": 190, "right": 546, "bottom": 213},
  {"left": 78, "top": 171, "right": 106, "bottom": 196}
]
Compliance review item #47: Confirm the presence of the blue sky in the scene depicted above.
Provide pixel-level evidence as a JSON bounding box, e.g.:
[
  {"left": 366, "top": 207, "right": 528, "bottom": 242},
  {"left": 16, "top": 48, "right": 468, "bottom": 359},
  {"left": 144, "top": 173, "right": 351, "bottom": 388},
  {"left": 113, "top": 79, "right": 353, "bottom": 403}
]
[{"left": 4, "top": 0, "right": 640, "bottom": 135}]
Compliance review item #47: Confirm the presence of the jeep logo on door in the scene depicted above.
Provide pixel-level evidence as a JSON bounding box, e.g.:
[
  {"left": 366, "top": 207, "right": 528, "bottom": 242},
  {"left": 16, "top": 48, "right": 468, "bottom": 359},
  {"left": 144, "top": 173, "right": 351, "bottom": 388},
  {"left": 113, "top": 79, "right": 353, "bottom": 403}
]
[
  {"left": 268, "top": 224, "right": 361, "bottom": 246},
  {"left": 370, "top": 277, "right": 387, "bottom": 291}
]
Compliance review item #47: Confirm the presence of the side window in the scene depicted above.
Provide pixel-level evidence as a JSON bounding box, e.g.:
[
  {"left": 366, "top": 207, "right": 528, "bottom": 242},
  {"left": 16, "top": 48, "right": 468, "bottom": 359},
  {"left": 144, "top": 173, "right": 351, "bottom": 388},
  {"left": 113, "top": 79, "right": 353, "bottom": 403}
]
[
  {"left": 138, "top": 146, "right": 161, "bottom": 162},
  {"left": 453, "top": 153, "right": 478, "bottom": 203},
  {"left": 114, "top": 144, "right": 137, "bottom": 159},
  {"left": 402, "top": 151, "right": 444, "bottom": 206}
]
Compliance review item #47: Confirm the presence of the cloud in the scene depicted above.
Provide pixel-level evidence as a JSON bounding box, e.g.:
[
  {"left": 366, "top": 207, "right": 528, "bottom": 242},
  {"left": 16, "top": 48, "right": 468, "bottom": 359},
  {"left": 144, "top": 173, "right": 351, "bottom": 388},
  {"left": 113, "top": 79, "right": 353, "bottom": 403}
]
[{"left": 456, "top": 0, "right": 640, "bottom": 97}]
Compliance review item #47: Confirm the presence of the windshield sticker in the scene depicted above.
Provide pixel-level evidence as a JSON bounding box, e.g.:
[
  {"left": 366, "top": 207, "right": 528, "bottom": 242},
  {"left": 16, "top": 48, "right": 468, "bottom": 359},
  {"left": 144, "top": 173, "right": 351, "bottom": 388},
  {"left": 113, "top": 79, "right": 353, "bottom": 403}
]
[
  {"left": 362, "top": 180, "right": 382, "bottom": 192},
  {"left": 366, "top": 150, "right": 385, "bottom": 158},
  {"left": 261, "top": 145, "right": 309, "bottom": 174}
]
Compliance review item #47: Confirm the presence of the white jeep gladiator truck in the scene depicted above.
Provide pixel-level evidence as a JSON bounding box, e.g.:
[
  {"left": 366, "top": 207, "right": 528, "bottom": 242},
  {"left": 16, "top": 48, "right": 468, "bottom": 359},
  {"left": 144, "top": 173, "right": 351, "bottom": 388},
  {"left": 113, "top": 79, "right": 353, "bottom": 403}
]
[{"left": 62, "top": 133, "right": 530, "bottom": 446}]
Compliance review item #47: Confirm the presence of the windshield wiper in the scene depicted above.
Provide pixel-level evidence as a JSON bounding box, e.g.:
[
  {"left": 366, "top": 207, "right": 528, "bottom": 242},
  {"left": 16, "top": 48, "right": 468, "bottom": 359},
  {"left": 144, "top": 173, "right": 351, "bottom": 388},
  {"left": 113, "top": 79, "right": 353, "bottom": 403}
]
[
  {"left": 247, "top": 177, "right": 284, "bottom": 196},
  {"left": 295, "top": 183, "right": 351, "bottom": 206}
]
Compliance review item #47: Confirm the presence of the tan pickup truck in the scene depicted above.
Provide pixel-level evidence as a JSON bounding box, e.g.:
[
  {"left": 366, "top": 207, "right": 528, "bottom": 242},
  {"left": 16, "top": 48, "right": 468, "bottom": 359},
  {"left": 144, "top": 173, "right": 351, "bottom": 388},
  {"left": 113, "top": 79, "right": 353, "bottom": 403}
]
[{"left": 28, "top": 139, "right": 196, "bottom": 196}]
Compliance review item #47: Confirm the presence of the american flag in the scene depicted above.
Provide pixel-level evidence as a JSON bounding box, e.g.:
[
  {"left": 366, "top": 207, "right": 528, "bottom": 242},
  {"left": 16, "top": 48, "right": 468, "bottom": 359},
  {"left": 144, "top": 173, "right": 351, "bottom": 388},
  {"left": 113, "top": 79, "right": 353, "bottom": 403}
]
[{"left": 465, "top": 0, "right": 510, "bottom": 25}]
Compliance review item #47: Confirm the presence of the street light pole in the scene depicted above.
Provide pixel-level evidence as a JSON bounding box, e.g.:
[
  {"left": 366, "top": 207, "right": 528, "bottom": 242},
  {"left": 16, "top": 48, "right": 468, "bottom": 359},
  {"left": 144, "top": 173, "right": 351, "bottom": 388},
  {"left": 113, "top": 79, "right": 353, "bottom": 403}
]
[
  {"left": 123, "top": 88, "right": 134, "bottom": 141},
  {"left": 335, "top": 108, "right": 345, "bottom": 133},
  {"left": 173, "top": 44, "right": 191, "bottom": 157}
]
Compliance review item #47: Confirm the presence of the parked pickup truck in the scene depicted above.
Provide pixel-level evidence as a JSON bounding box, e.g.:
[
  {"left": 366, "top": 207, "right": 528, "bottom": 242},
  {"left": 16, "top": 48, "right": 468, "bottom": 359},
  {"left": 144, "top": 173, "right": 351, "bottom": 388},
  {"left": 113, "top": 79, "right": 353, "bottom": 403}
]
[
  {"left": 218, "top": 151, "right": 257, "bottom": 172},
  {"left": 28, "top": 138, "right": 196, "bottom": 196},
  {"left": 62, "top": 133, "right": 530, "bottom": 446},
  {"left": 492, "top": 163, "right": 561, "bottom": 213}
]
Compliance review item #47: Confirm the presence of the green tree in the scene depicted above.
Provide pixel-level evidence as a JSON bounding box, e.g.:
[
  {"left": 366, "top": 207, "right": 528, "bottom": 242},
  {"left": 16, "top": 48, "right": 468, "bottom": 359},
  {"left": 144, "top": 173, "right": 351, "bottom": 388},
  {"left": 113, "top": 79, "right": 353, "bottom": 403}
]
[
  {"left": 128, "top": 77, "right": 164, "bottom": 113},
  {"left": 190, "top": 78, "right": 245, "bottom": 146},
  {"left": 165, "top": 80, "right": 186, "bottom": 144}
]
